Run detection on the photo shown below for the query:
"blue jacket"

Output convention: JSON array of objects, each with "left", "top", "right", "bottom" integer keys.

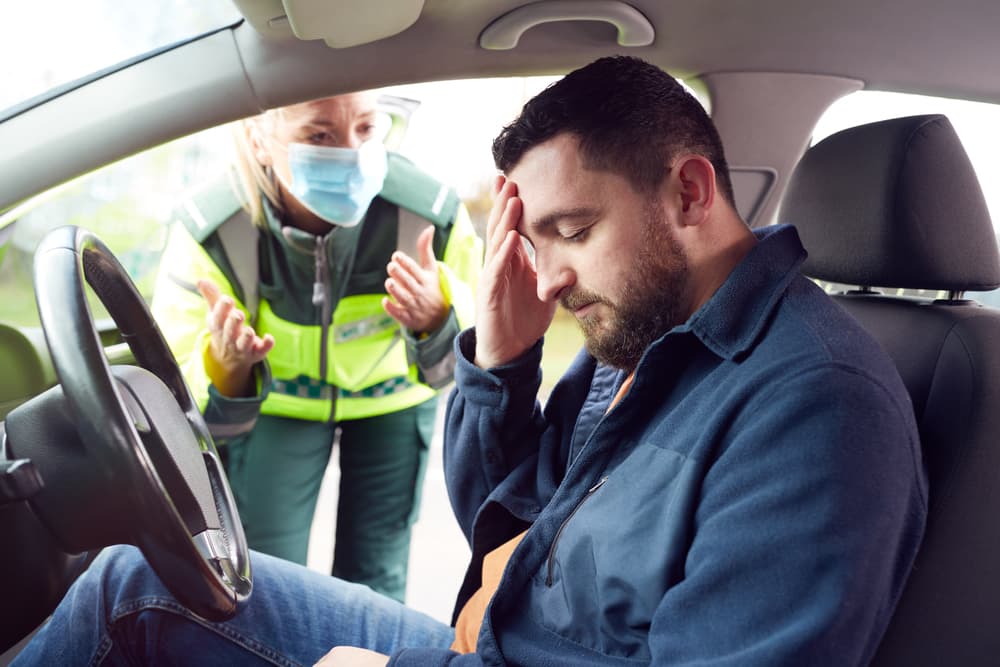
[{"left": 392, "top": 225, "right": 927, "bottom": 666}]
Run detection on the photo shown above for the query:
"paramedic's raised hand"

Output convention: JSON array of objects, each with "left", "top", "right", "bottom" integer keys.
[
  {"left": 474, "top": 175, "right": 557, "bottom": 369},
  {"left": 198, "top": 278, "right": 275, "bottom": 398},
  {"left": 383, "top": 225, "right": 449, "bottom": 334}
]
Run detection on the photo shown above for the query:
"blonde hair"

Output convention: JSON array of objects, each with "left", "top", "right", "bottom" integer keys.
[{"left": 230, "top": 112, "right": 284, "bottom": 228}]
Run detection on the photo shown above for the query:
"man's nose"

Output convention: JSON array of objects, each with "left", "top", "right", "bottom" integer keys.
[{"left": 535, "top": 250, "right": 574, "bottom": 303}]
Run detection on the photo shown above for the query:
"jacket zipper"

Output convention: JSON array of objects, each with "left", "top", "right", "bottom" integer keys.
[
  {"left": 313, "top": 233, "right": 332, "bottom": 389},
  {"left": 545, "top": 475, "right": 608, "bottom": 586}
]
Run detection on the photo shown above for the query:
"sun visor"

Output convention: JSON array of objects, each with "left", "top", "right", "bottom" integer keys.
[{"left": 233, "top": 0, "right": 426, "bottom": 48}]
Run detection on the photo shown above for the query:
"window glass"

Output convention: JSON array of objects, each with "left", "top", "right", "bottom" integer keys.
[
  {"left": 0, "top": 126, "right": 235, "bottom": 328},
  {"left": 0, "top": 78, "right": 550, "bottom": 326},
  {"left": 1, "top": 1, "right": 240, "bottom": 116},
  {"left": 0, "top": 76, "right": 591, "bottom": 392},
  {"left": 382, "top": 75, "right": 705, "bottom": 236},
  {"left": 0, "top": 78, "right": 566, "bottom": 324},
  {"left": 812, "top": 91, "right": 1000, "bottom": 306},
  {"left": 0, "top": 73, "right": 714, "bottom": 399}
]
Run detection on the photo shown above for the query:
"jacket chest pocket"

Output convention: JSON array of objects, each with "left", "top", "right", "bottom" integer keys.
[
  {"left": 545, "top": 475, "right": 607, "bottom": 586},
  {"left": 530, "top": 445, "right": 699, "bottom": 659}
]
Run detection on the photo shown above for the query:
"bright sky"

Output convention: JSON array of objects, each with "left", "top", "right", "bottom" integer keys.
[{"left": 381, "top": 77, "right": 560, "bottom": 199}]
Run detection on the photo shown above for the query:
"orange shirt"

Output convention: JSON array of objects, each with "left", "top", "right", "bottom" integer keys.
[
  {"left": 450, "top": 371, "right": 635, "bottom": 653},
  {"left": 450, "top": 530, "right": 527, "bottom": 653}
]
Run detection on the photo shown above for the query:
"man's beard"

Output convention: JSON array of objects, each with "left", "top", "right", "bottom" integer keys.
[{"left": 560, "top": 201, "right": 689, "bottom": 370}]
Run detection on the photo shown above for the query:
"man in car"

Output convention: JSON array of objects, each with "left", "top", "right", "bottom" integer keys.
[{"left": 12, "top": 55, "right": 927, "bottom": 667}]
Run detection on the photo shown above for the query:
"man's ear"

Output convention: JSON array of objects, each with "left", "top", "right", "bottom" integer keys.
[{"left": 674, "top": 155, "right": 717, "bottom": 224}]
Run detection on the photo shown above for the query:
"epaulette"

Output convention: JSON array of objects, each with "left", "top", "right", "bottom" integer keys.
[
  {"left": 174, "top": 172, "right": 247, "bottom": 244},
  {"left": 378, "top": 152, "right": 461, "bottom": 228},
  {"left": 172, "top": 172, "right": 258, "bottom": 316}
]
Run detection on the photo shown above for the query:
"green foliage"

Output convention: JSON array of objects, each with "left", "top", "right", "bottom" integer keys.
[
  {"left": 540, "top": 308, "right": 585, "bottom": 398},
  {"left": 0, "top": 198, "right": 166, "bottom": 327}
]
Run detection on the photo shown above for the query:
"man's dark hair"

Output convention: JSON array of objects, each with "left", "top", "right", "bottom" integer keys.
[{"left": 492, "top": 56, "right": 735, "bottom": 205}]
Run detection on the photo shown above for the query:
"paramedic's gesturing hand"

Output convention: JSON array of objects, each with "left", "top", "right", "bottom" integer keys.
[
  {"left": 474, "top": 176, "right": 557, "bottom": 369},
  {"left": 383, "top": 225, "right": 449, "bottom": 334},
  {"left": 198, "top": 278, "right": 275, "bottom": 398}
]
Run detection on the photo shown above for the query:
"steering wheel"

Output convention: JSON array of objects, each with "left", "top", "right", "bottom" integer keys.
[{"left": 4, "top": 226, "right": 251, "bottom": 621}]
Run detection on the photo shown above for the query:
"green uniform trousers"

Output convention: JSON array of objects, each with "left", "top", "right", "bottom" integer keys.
[{"left": 224, "top": 398, "right": 437, "bottom": 602}]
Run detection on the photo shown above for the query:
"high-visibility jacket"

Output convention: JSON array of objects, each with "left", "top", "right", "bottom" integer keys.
[{"left": 151, "top": 152, "right": 482, "bottom": 436}]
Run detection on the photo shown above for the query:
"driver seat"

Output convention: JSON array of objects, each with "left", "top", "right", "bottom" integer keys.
[{"left": 780, "top": 114, "right": 1000, "bottom": 666}]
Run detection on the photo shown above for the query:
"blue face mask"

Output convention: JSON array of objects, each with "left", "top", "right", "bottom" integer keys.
[{"left": 282, "top": 139, "right": 388, "bottom": 227}]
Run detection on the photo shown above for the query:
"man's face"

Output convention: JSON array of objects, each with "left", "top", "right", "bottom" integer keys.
[{"left": 510, "top": 133, "right": 691, "bottom": 370}]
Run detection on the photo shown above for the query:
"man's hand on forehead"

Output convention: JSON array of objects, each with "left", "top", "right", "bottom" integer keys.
[{"left": 472, "top": 174, "right": 556, "bottom": 369}]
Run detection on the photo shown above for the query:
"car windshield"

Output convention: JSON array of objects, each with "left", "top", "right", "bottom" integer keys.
[{"left": 1, "top": 0, "right": 241, "bottom": 117}]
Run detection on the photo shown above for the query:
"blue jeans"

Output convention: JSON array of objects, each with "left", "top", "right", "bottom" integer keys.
[
  {"left": 225, "top": 399, "right": 436, "bottom": 602},
  {"left": 12, "top": 545, "right": 455, "bottom": 666}
]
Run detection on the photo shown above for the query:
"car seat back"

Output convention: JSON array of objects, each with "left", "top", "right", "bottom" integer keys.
[{"left": 781, "top": 114, "right": 1000, "bottom": 666}]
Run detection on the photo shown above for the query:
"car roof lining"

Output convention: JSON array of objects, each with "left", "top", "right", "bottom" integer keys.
[
  {"left": 234, "top": 0, "right": 1000, "bottom": 105},
  {"left": 2, "top": 0, "right": 999, "bottom": 215}
]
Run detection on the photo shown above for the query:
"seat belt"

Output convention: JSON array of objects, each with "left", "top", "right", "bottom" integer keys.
[
  {"left": 214, "top": 210, "right": 259, "bottom": 322},
  {"left": 396, "top": 207, "right": 433, "bottom": 261}
]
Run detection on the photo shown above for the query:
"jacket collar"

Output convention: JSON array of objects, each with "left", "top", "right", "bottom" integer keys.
[{"left": 672, "top": 224, "right": 807, "bottom": 361}]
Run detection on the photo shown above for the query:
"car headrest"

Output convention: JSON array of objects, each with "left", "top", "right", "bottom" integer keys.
[{"left": 781, "top": 114, "right": 1000, "bottom": 292}]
